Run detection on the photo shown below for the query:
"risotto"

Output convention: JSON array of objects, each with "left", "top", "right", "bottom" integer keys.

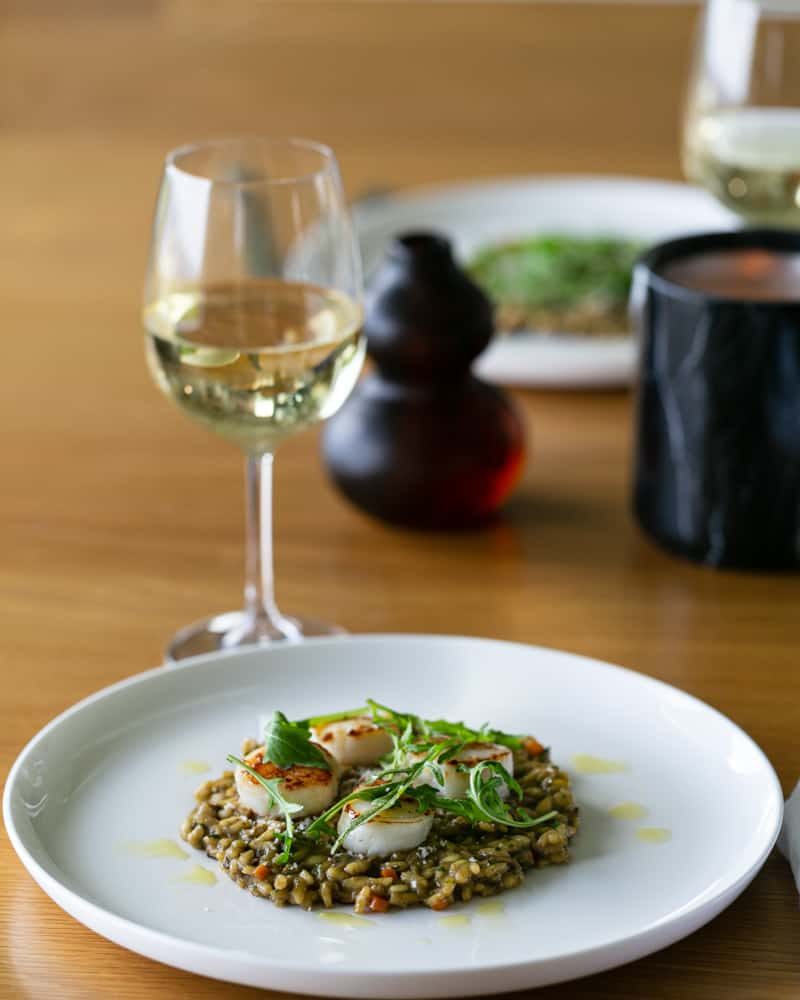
[{"left": 180, "top": 702, "right": 579, "bottom": 913}]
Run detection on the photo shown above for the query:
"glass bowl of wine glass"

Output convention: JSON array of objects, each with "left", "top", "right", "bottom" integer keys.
[
  {"left": 142, "top": 138, "right": 365, "bottom": 661},
  {"left": 683, "top": 0, "right": 800, "bottom": 226}
]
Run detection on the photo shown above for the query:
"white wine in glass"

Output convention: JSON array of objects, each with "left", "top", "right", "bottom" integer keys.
[
  {"left": 143, "top": 139, "right": 365, "bottom": 660},
  {"left": 683, "top": 0, "right": 800, "bottom": 226},
  {"left": 144, "top": 280, "right": 363, "bottom": 453}
]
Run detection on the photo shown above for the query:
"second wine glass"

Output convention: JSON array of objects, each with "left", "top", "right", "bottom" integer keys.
[
  {"left": 683, "top": 0, "right": 800, "bottom": 226},
  {"left": 143, "top": 138, "right": 365, "bottom": 661}
]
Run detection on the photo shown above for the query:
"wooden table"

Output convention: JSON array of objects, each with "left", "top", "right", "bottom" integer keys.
[{"left": 2, "top": 3, "right": 798, "bottom": 997}]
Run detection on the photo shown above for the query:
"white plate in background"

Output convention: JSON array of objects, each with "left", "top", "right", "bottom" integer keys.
[
  {"left": 354, "top": 176, "right": 738, "bottom": 388},
  {"left": 4, "top": 635, "right": 781, "bottom": 996}
]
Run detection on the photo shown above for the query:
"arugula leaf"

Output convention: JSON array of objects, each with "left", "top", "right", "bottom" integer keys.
[
  {"left": 465, "top": 760, "right": 557, "bottom": 829},
  {"left": 298, "top": 699, "right": 526, "bottom": 753},
  {"left": 366, "top": 699, "right": 423, "bottom": 735},
  {"left": 423, "top": 718, "right": 524, "bottom": 751},
  {"left": 263, "top": 711, "right": 331, "bottom": 771},
  {"left": 227, "top": 754, "right": 303, "bottom": 864},
  {"left": 396, "top": 771, "right": 558, "bottom": 832},
  {"left": 363, "top": 699, "right": 525, "bottom": 751}
]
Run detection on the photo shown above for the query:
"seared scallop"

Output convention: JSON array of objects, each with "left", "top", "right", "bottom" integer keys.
[
  {"left": 410, "top": 741, "right": 514, "bottom": 799},
  {"left": 234, "top": 745, "right": 339, "bottom": 818},
  {"left": 310, "top": 716, "right": 393, "bottom": 766},
  {"left": 337, "top": 794, "right": 434, "bottom": 856}
]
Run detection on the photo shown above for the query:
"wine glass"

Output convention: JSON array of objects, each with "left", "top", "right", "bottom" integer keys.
[
  {"left": 683, "top": 0, "right": 800, "bottom": 226},
  {"left": 143, "top": 138, "right": 365, "bottom": 661}
]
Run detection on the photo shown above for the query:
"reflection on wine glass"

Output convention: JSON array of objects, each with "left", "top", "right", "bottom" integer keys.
[
  {"left": 143, "top": 138, "right": 365, "bottom": 661},
  {"left": 683, "top": 0, "right": 800, "bottom": 225}
]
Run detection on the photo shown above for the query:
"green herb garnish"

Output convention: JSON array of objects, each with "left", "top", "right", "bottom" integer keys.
[
  {"left": 229, "top": 701, "right": 557, "bottom": 868},
  {"left": 263, "top": 710, "right": 331, "bottom": 771},
  {"left": 360, "top": 699, "right": 526, "bottom": 752},
  {"left": 464, "top": 760, "right": 556, "bottom": 828},
  {"left": 420, "top": 718, "right": 524, "bottom": 751},
  {"left": 306, "top": 727, "right": 557, "bottom": 852}
]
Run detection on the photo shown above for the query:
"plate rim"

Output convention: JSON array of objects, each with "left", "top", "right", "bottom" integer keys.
[
  {"left": 3, "top": 634, "right": 784, "bottom": 993},
  {"left": 353, "top": 172, "right": 730, "bottom": 214}
]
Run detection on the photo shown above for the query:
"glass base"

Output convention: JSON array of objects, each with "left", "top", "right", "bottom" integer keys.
[{"left": 164, "top": 610, "right": 345, "bottom": 663}]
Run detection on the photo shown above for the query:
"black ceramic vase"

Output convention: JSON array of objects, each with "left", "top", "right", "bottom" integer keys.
[
  {"left": 322, "top": 233, "right": 525, "bottom": 530},
  {"left": 632, "top": 229, "right": 800, "bottom": 569}
]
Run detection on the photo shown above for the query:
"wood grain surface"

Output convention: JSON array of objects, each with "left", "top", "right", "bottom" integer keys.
[{"left": 2, "top": 2, "right": 799, "bottom": 998}]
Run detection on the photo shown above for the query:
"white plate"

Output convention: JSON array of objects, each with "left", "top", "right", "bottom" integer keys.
[
  {"left": 4, "top": 635, "right": 781, "bottom": 997},
  {"left": 354, "top": 176, "right": 738, "bottom": 388}
]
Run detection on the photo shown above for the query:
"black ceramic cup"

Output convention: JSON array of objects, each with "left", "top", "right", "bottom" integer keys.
[{"left": 631, "top": 229, "right": 800, "bottom": 570}]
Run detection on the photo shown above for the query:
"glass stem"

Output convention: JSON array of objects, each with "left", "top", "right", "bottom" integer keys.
[{"left": 243, "top": 453, "right": 300, "bottom": 641}]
